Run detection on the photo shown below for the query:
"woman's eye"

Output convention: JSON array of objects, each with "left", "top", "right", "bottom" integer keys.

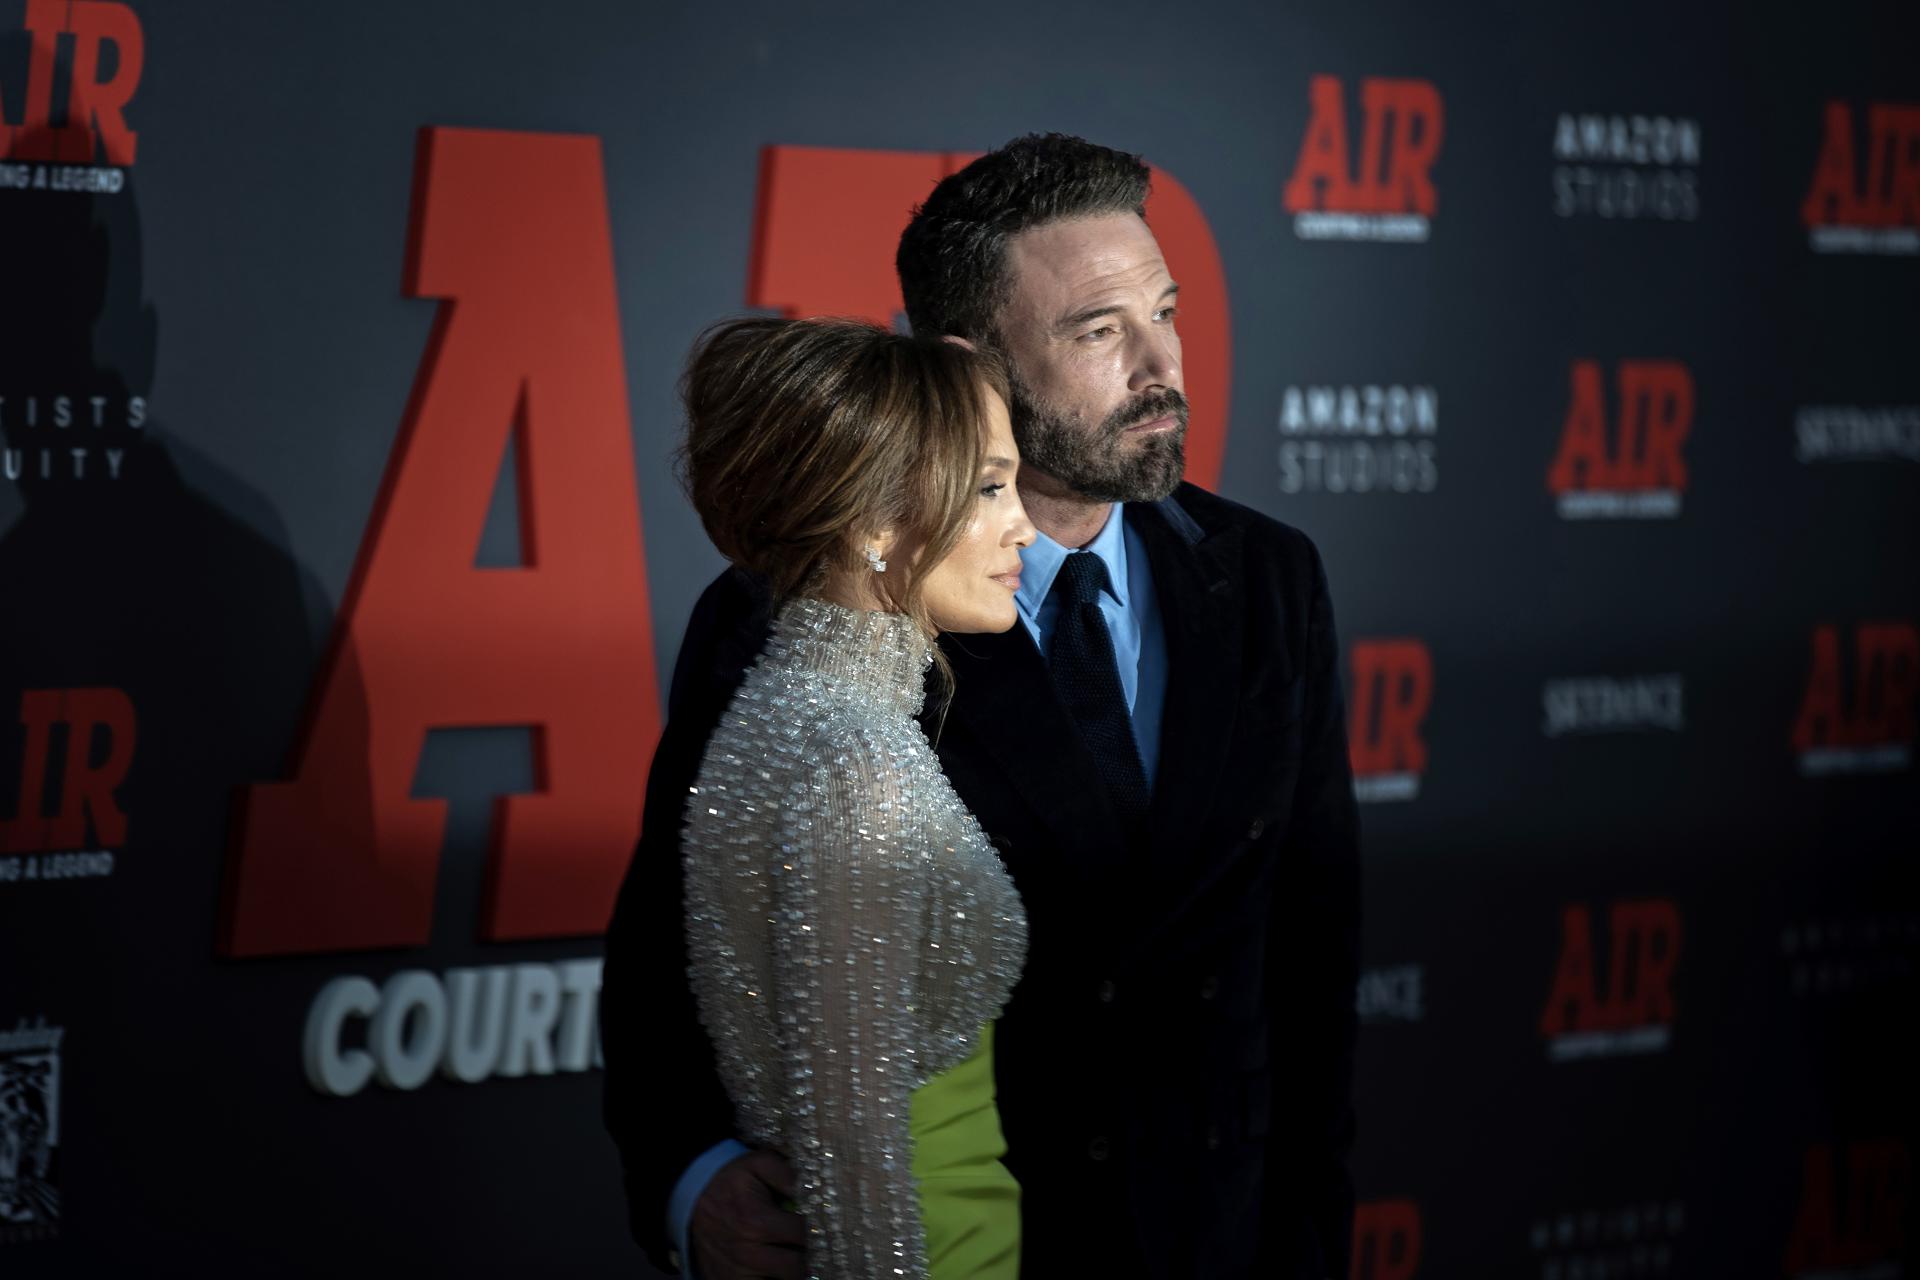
[{"left": 979, "top": 482, "right": 1007, "bottom": 498}]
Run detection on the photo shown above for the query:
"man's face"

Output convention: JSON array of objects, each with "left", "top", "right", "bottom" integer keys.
[{"left": 992, "top": 212, "right": 1187, "bottom": 503}]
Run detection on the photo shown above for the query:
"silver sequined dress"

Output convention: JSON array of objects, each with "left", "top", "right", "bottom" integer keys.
[{"left": 683, "top": 597, "right": 1030, "bottom": 1280}]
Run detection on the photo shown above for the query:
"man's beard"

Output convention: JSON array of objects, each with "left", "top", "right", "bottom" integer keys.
[{"left": 1004, "top": 370, "right": 1189, "bottom": 504}]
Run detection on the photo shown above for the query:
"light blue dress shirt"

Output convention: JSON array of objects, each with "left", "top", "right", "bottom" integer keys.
[
  {"left": 667, "top": 503, "right": 1169, "bottom": 1274},
  {"left": 1011, "top": 502, "right": 1166, "bottom": 784}
]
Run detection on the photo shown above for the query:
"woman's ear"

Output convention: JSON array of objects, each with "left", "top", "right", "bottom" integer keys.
[{"left": 859, "top": 528, "right": 899, "bottom": 575}]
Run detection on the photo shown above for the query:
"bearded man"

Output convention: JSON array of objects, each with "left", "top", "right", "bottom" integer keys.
[{"left": 603, "top": 133, "right": 1360, "bottom": 1280}]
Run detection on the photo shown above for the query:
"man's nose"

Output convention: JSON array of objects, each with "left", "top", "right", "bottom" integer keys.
[{"left": 1127, "top": 328, "right": 1181, "bottom": 394}]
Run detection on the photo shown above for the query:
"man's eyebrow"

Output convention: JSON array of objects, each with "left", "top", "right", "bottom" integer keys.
[
  {"left": 1052, "top": 282, "right": 1182, "bottom": 332},
  {"left": 1055, "top": 303, "right": 1123, "bottom": 331}
]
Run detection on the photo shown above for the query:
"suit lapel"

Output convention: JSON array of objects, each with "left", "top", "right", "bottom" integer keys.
[
  {"left": 940, "top": 491, "right": 1247, "bottom": 874},
  {"left": 939, "top": 623, "right": 1129, "bottom": 864},
  {"left": 1130, "top": 496, "right": 1245, "bottom": 864}
]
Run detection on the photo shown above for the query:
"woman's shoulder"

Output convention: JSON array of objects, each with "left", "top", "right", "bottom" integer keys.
[
  {"left": 791, "top": 701, "right": 930, "bottom": 792},
  {"left": 705, "top": 676, "right": 921, "bottom": 787}
]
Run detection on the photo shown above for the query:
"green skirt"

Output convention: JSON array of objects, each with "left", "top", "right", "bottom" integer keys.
[{"left": 909, "top": 1022, "right": 1020, "bottom": 1279}]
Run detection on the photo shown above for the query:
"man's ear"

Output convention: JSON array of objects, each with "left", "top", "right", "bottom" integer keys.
[{"left": 938, "top": 334, "right": 978, "bottom": 353}]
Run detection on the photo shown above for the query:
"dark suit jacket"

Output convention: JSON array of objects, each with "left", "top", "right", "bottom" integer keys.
[{"left": 601, "top": 483, "right": 1360, "bottom": 1279}]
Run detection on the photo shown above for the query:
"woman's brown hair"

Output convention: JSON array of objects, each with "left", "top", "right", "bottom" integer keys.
[{"left": 680, "top": 316, "right": 1009, "bottom": 642}]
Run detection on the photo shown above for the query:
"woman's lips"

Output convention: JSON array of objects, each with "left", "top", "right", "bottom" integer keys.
[{"left": 990, "top": 570, "right": 1022, "bottom": 591}]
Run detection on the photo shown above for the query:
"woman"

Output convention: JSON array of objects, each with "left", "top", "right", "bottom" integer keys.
[{"left": 678, "top": 316, "right": 1036, "bottom": 1279}]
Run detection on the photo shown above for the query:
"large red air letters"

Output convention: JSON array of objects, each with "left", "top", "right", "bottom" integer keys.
[
  {"left": 1784, "top": 1140, "right": 1910, "bottom": 1273},
  {"left": 221, "top": 128, "right": 660, "bottom": 957},
  {"left": 222, "top": 134, "right": 1233, "bottom": 957},
  {"left": 1547, "top": 360, "right": 1693, "bottom": 495},
  {"left": 1802, "top": 102, "right": 1920, "bottom": 229},
  {"left": 1539, "top": 900, "right": 1682, "bottom": 1037},
  {"left": 1283, "top": 76, "right": 1444, "bottom": 216},
  {"left": 0, "top": 0, "right": 142, "bottom": 164},
  {"left": 1793, "top": 623, "right": 1919, "bottom": 752},
  {"left": 0, "top": 687, "right": 135, "bottom": 853},
  {"left": 749, "top": 145, "right": 1232, "bottom": 489}
]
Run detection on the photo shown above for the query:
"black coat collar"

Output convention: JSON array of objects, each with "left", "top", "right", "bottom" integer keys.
[{"left": 1130, "top": 494, "right": 1244, "bottom": 866}]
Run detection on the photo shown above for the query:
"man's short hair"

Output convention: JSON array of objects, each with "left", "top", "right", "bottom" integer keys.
[{"left": 896, "top": 133, "right": 1151, "bottom": 342}]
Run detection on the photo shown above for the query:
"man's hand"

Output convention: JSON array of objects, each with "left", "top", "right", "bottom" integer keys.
[{"left": 688, "top": 1149, "right": 804, "bottom": 1280}]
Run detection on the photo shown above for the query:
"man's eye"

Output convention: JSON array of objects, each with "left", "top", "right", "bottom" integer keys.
[
  {"left": 1156, "top": 306, "right": 1180, "bottom": 323},
  {"left": 979, "top": 482, "right": 1007, "bottom": 498},
  {"left": 1082, "top": 325, "right": 1117, "bottom": 340}
]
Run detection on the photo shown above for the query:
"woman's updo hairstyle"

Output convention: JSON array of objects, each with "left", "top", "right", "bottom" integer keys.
[{"left": 680, "top": 316, "right": 1010, "bottom": 632}]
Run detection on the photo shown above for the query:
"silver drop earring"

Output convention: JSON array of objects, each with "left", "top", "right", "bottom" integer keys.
[{"left": 864, "top": 544, "right": 888, "bottom": 573}]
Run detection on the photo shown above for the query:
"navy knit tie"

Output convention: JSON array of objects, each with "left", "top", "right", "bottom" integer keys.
[{"left": 1048, "top": 552, "right": 1150, "bottom": 823}]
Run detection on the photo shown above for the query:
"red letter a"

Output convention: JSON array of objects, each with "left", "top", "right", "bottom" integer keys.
[
  {"left": 221, "top": 128, "right": 660, "bottom": 957},
  {"left": 1283, "top": 75, "right": 1355, "bottom": 213},
  {"left": 1784, "top": 1145, "right": 1840, "bottom": 1271},
  {"left": 1792, "top": 625, "right": 1849, "bottom": 752},
  {"left": 1802, "top": 102, "right": 1862, "bottom": 228},
  {"left": 1539, "top": 904, "right": 1600, "bottom": 1037},
  {"left": 0, "top": 0, "right": 68, "bottom": 162},
  {"left": 1547, "top": 360, "right": 1613, "bottom": 494}
]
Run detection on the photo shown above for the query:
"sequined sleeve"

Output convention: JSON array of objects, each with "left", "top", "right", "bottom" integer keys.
[{"left": 771, "top": 720, "right": 931, "bottom": 1280}]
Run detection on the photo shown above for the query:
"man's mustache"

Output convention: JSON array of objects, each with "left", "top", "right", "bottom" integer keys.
[{"left": 1104, "top": 390, "right": 1190, "bottom": 436}]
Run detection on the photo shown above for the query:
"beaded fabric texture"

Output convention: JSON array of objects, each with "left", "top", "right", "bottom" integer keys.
[{"left": 683, "top": 596, "right": 1030, "bottom": 1280}]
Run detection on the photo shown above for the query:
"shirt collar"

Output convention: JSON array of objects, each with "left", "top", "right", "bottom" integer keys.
[{"left": 1016, "top": 503, "right": 1130, "bottom": 615}]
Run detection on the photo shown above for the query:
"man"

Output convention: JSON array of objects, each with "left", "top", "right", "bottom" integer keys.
[{"left": 602, "top": 133, "right": 1359, "bottom": 1280}]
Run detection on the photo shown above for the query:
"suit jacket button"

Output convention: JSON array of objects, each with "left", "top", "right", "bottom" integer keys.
[
  {"left": 1087, "top": 1137, "right": 1110, "bottom": 1161},
  {"left": 1247, "top": 817, "right": 1266, "bottom": 840},
  {"left": 1199, "top": 974, "right": 1219, "bottom": 1001},
  {"left": 1097, "top": 979, "right": 1117, "bottom": 1004}
]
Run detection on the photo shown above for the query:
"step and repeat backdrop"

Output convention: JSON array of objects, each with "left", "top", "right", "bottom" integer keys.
[{"left": 1, "top": 1, "right": 1915, "bottom": 1276}]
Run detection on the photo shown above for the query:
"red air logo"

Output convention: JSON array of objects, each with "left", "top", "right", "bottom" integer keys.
[
  {"left": 1547, "top": 359, "right": 1693, "bottom": 520},
  {"left": 1784, "top": 1139, "right": 1910, "bottom": 1279},
  {"left": 1351, "top": 1199, "right": 1422, "bottom": 1280},
  {"left": 1348, "top": 639, "right": 1431, "bottom": 803},
  {"left": 220, "top": 129, "right": 662, "bottom": 957},
  {"left": 1539, "top": 898, "right": 1680, "bottom": 1061},
  {"left": 1283, "top": 76, "right": 1444, "bottom": 243},
  {"left": 1802, "top": 102, "right": 1920, "bottom": 255},
  {"left": 748, "top": 145, "right": 1231, "bottom": 491},
  {"left": 0, "top": 687, "right": 134, "bottom": 862},
  {"left": 1792, "top": 622, "right": 1918, "bottom": 776},
  {"left": 0, "top": 0, "right": 142, "bottom": 190}
]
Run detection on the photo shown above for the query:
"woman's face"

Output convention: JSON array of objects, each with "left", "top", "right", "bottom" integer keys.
[{"left": 919, "top": 390, "right": 1036, "bottom": 635}]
